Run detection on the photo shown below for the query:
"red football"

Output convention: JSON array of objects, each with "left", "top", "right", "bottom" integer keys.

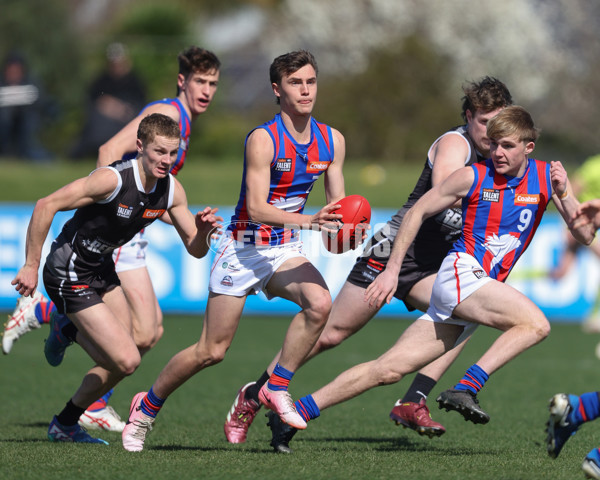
[{"left": 322, "top": 195, "right": 371, "bottom": 254}]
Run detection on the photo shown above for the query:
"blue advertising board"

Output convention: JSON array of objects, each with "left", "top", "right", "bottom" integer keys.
[{"left": 1, "top": 204, "right": 598, "bottom": 321}]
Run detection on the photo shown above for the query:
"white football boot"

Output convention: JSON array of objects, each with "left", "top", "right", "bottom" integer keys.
[{"left": 2, "top": 291, "right": 45, "bottom": 354}]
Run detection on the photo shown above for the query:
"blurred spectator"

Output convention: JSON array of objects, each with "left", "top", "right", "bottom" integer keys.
[
  {"left": 69, "top": 43, "right": 146, "bottom": 160},
  {"left": 0, "top": 51, "right": 53, "bottom": 161}
]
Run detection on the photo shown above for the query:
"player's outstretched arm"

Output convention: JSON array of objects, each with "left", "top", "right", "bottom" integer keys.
[
  {"left": 169, "top": 179, "right": 223, "bottom": 258},
  {"left": 571, "top": 199, "right": 600, "bottom": 239},
  {"left": 12, "top": 168, "right": 119, "bottom": 296},
  {"left": 551, "top": 160, "right": 595, "bottom": 245},
  {"left": 365, "top": 167, "right": 473, "bottom": 309}
]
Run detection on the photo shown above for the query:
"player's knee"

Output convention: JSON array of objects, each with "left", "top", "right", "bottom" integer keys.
[
  {"left": 135, "top": 333, "right": 155, "bottom": 352},
  {"left": 531, "top": 316, "right": 551, "bottom": 341},
  {"left": 207, "top": 348, "right": 227, "bottom": 365},
  {"left": 154, "top": 324, "right": 165, "bottom": 344},
  {"left": 155, "top": 308, "right": 164, "bottom": 336},
  {"left": 134, "top": 324, "right": 161, "bottom": 351},
  {"left": 115, "top": 350, "right": 141, "bottom": 376},
  {"left": 305, "top": 292, "right": 332, "bottom": 325},
  {"left": 194, "top": 342, "right": 228, "bottom": 367},
  {"left": 514, "top": 313, "right": 550, "bottom": 345},
  {"left": 147, "top": 326, "right": 165, "bottom": 351},
  {"left": 316, "top": 326, "right": 351, "bottom": 351},
  {"left": 373, "top": 364, "right": 404, "bottom": 385},
  {"left": 146, "top": 318, "right": 165, "bottom": 350}
]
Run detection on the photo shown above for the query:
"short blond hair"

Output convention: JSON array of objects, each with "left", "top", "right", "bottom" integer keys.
[{"left": 487, "top": 105, "right": 540, "bottom": 143}]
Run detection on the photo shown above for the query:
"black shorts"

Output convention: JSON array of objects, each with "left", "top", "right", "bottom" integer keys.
[
  {"left": 346, "top": 230, "right": 441, "bottom": 311},
  {"left": 42, "top": 240, "right": 120, "bottom": 315}
]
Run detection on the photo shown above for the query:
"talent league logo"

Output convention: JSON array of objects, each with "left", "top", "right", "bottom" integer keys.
[
  {"left": 275, "top": 158, "right": 292, "bottom": 172},
  {"left": 482, "top": 189, "right": 500, "bottom": 202},
  {"left": 117, "top": 203, "right": 133, "bottom": 218}
]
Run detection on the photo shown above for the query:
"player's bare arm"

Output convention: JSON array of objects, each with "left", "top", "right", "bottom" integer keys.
[
  {"left": 11, "top": 168, "right": 119, "bottom": 296},
  {"left": 168, "top": 179, "right": 222, "bottom": 258},
  {"left": 573, "top": 199, "right": 600, "bottom": 232},
  {"left": 320, "top": 128, "right": 369, "bottom": 239},
  {"left": 309, "top": 128, "right": 347, "bottom": 232},
  {"left": 365, "top": 167, "right": 474, "bottom": 308},
  {"left": 323, "top": 128, "right": 346, "bottom": 204},
  {"left": 430, "top": 133, "right": 471, "bottom": 187},
  {"left": 550, "top": 160, "right": 595, "bottom": 245},
  {"left": 323, "top": 128, "right": 368, "bottom": 244}
]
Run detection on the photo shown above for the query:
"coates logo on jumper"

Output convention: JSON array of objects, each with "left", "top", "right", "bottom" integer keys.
[
  {"left": 514, "top": 193, "right": 540, "bottom": 205},
  {"left": 143, "top": 209, "right": 166, "bottom": 219},
  {"left": 482, "top": 189, "right": 500, "bottom": 203},
  {"left": 117, "top": 203, "right": 133, "bottom": 218},
  {"left": 275, "top": 158, "right": 292, "bottom": 172},
  {"left": 306, "top": 161, "right": 329, "bottom": 173}
]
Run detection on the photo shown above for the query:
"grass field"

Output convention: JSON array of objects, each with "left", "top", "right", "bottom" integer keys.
[
  {"left": 1, "top": 314, "right": 598, "bottom": 480},
  {"left": 0, "top": 154, "right": 584, "bottom": 479},
  {"left": 0, "top": 157, "right": 423, "bottom": 209}
]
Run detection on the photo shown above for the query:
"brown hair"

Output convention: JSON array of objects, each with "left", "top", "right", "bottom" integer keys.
[
  {"left": 461, "top": 76, "right": 513, "bottom": 122},
  {"left": 269, "top": 50, "right": 318, "bottom": 85},
  {"left": 176, "top": 46, "right": 220, "bottom": 94},
  {"left": 178, "top": 46, "right": 220, "bottom": 78},
  {"left": 137, "top": 113, "right": 180, "bottom": 145}
]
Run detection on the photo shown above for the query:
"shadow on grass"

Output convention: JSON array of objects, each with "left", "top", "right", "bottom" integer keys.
[
  {"left": 302, "top": 436, "right": 458, "bottom": 453},
  {"left": 0, "top": 434, "right": 498, "bottom": 457},
  {"left": 147, "top": 436, "right": 418, "bottom": 453},
  {"left": 18, "top": 422, "right": 50, "bottom": 428},
  {"left": 150, "top": 445, "right": 274, "bottom": 453},
  {"left": 0, "top": 438, "right": 48, "bottom": 443},
  {"left": 148, "top": 435, "right": 497, "bottom": 456}
]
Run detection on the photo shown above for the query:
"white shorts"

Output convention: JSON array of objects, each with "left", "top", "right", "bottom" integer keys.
[
  {"left": 112, "top": 232, "right": 148, "bottom": 273},
  {"left": 420, "top": 252, "right": 494, "bottom": 341},
  {"left": 209, "top": 237, "right": 306, "bottom": 298}
]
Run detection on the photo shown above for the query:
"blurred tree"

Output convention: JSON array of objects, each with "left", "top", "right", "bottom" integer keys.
[
  {"left": 109, "top": 2, "right": 215, "bottom": 162},
  {"left": 526, "top": 0, "right": 600, "bottom": 164},
  {"left": 111, "top": 3, "right": 194, "bottom": 100},
  {"left": 4, "top": 0, "right": 600, "bottom": 166},
  {"left": 258, "top": 0, "right": 600, "bottom": 162},
  {"left": 179, "top": 0, "right": 282, "bottom": 14},
  {"left": 317, "top": 36, "right": 458, "bottom": 163}
]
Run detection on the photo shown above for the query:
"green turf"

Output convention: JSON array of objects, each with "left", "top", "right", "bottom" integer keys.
[
  {"left": 0, "top": 315, "right": 597, "bottom": 480},
  {"left": 0, "top": 157, "right": 421, "bottom": 209}
]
